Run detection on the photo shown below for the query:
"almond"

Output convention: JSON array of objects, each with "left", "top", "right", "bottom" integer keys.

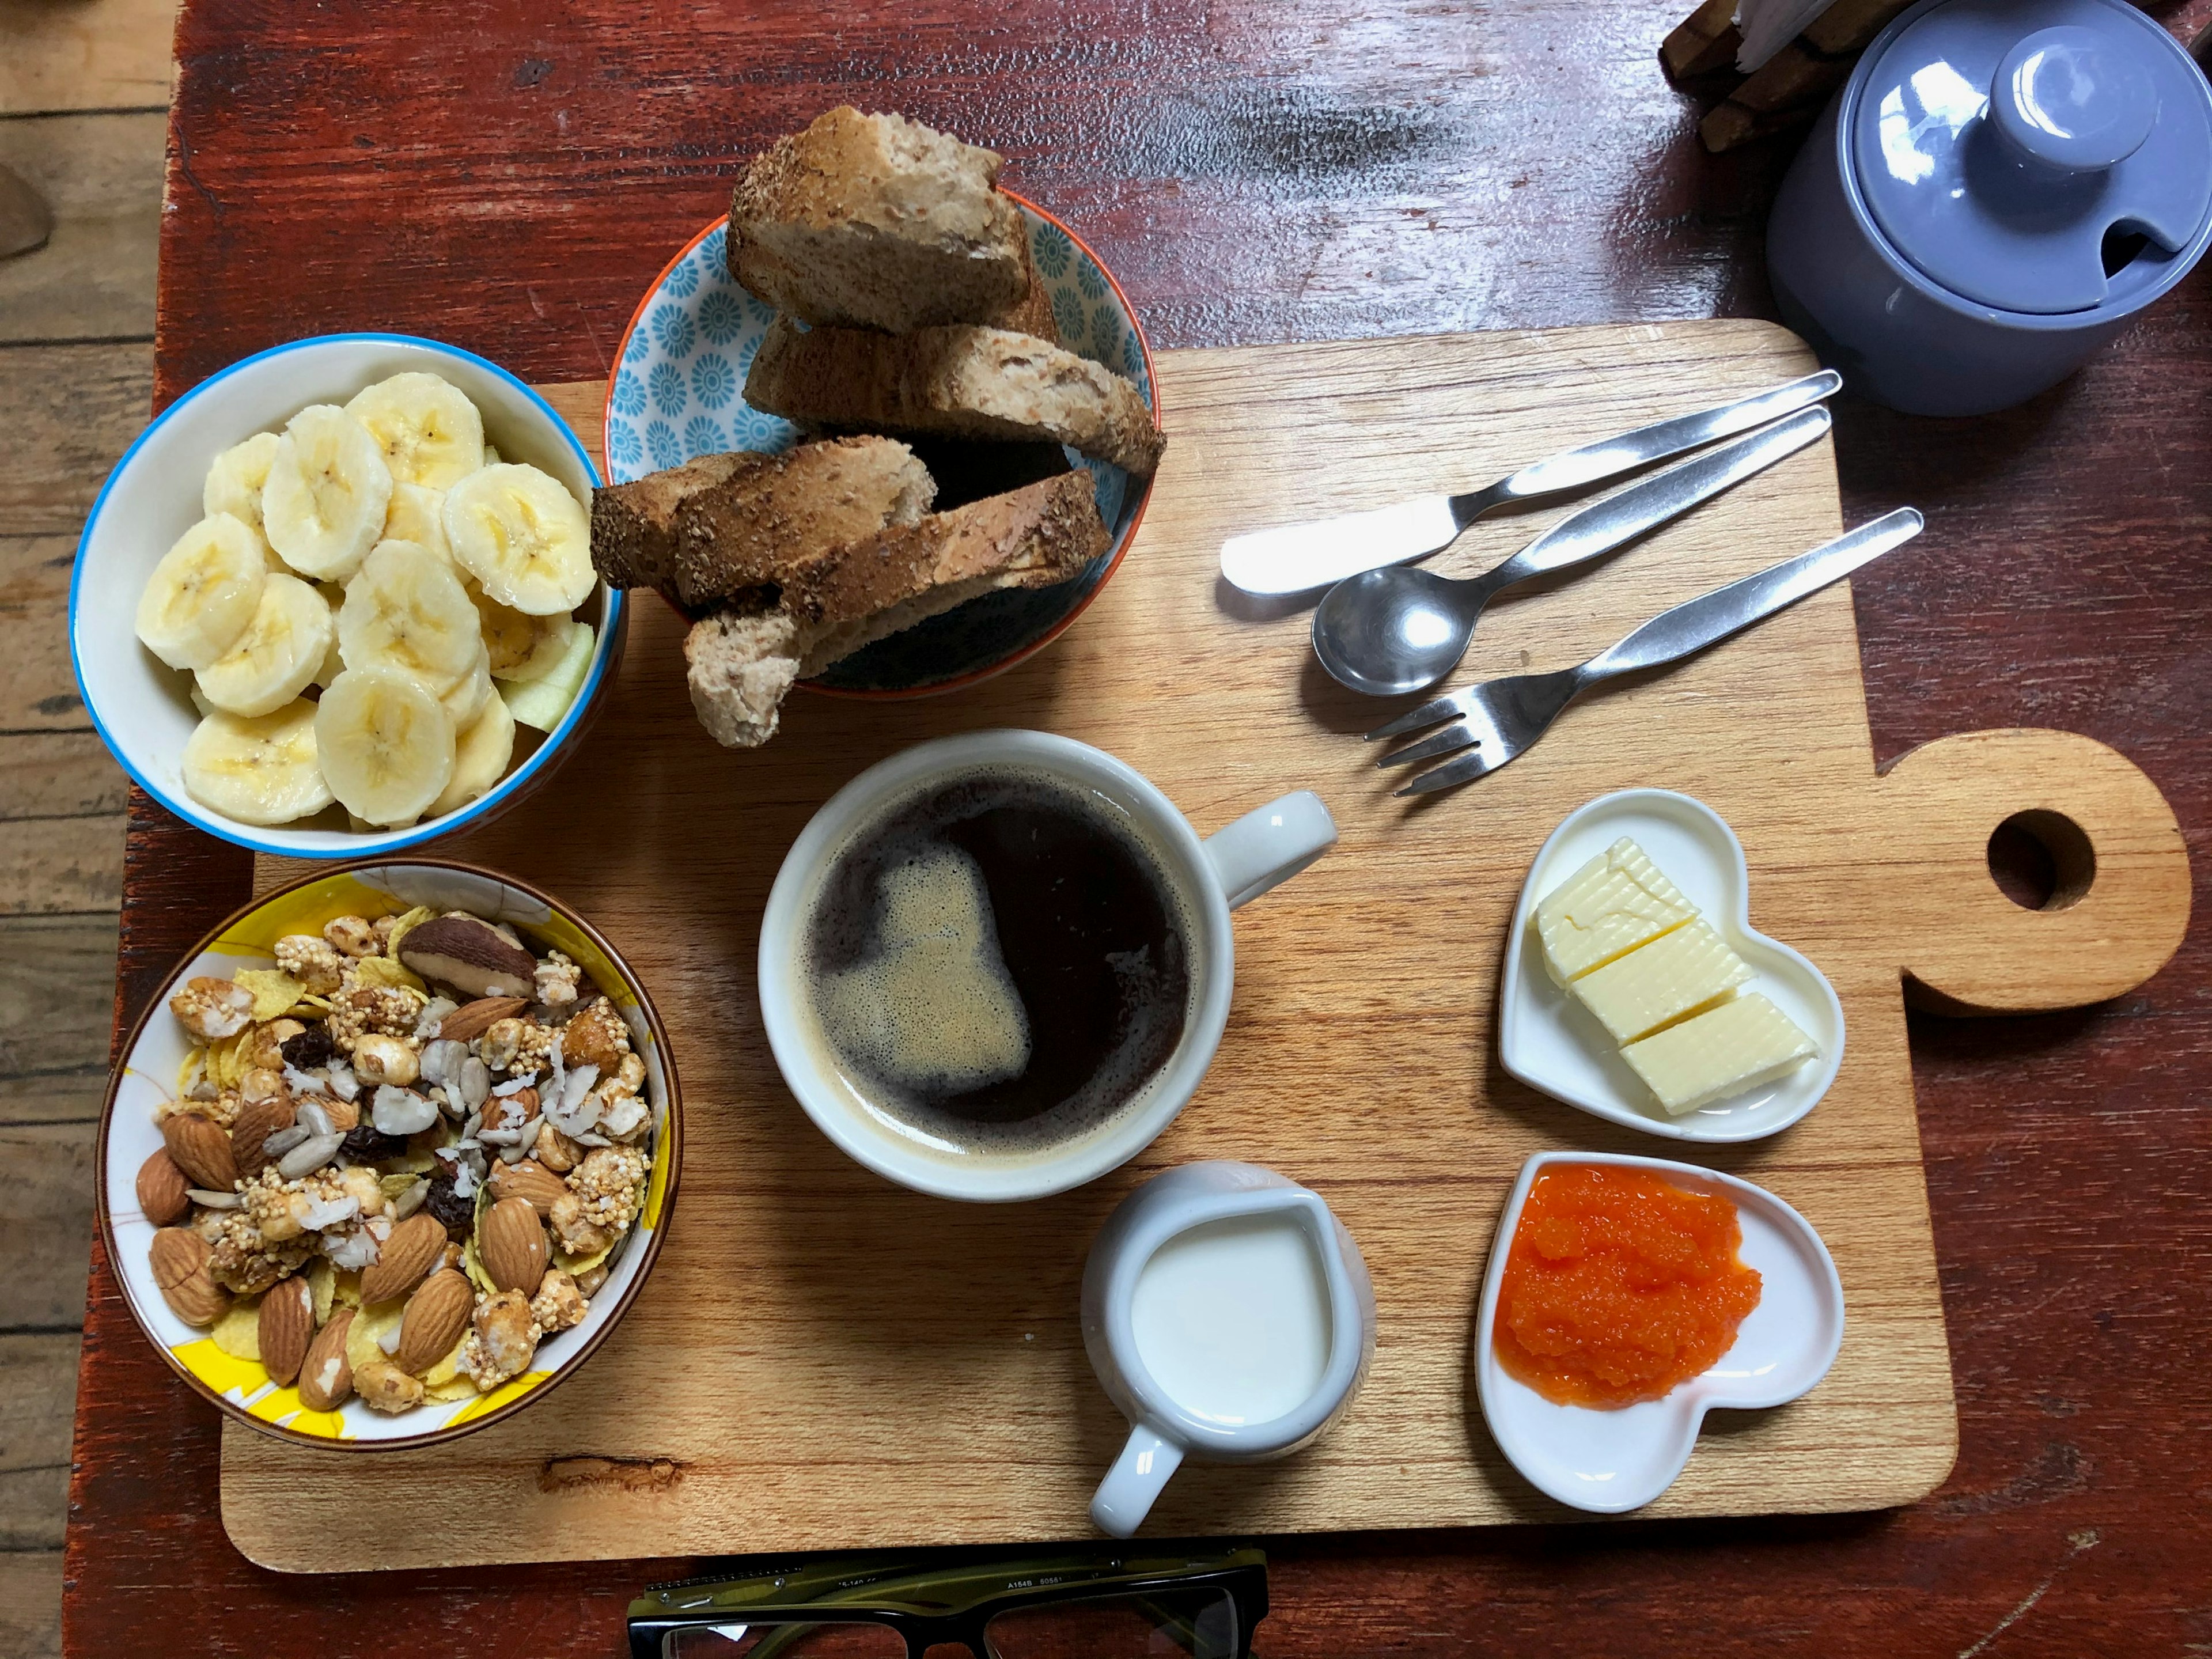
[
  {"left": 323, "top": 1094, "right": 359, "bottom": 1133},
  {"left": 297, "top": 1308, "right": 355, "bottom": 1410},
  {"left": 229, "top": 1094, "right": 297, "bottom": 1183},
  {"left": 439, "top": 996, "right": 529, "bottom": 1043},
  {"left": 149, "top": 1228, "right": 228, "bottom": 1326},
  {"left": 486, "top": 1157, "right": 565, "bottom": 1219},
  {"left": 478, "top": 1196, "right": 550, "bottom": 1294},
  {"left": 393, "top": 1270, "right": 474, "bottom": 1374},
  {"left": 359, "top": 1211, "right": 445, "bottom": 1305},
  {"left": 258, "top": 1275, "right": 315, "bottom": 1386},
  {"left": 135, "top": 1149, "right": 191, "bottom": 1225},
  {"left": 162, "top": 1112, "right": 237, "bottom": 1193}
]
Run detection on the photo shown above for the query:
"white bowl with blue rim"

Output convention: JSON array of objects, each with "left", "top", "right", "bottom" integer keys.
[
  {"left": 604, "top": 193, "right": 1158, "bottom": 696},
  {"left": 71, "top": 333, "right": 622, "bottom": 858}
]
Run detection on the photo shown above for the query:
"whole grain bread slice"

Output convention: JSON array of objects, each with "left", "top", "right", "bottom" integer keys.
[
  {"left": 745, "top": 319, "right": 1165, "bottom": 478},
  {"left": 685, "top": 469, "right": 1108, "bottom": 748},
  {"left": 590, "top": 436, "right": 934, "bottom": 613},
  {"left": 728, "top": 107, "right": 1030, "bottom": 335}
]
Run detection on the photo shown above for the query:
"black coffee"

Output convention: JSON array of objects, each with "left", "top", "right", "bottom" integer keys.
[{"left": 802, "top": 766, "right": 1192, "bottom": 1153}]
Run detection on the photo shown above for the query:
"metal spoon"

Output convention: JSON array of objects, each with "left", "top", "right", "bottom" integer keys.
[{"left": 1310, "top": 406, "right": 1831, "bottom": 696}]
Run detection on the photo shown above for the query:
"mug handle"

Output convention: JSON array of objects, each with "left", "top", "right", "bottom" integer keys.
[
  {"left": 1090, "top": 1422, "right": 1185, "bottom": 1538},
  {"left": 1202, "top": 791, "right": 1338, "bottom": 910}
]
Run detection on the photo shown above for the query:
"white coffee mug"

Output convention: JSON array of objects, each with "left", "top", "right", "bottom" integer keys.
[
  {"left": 1081, "top": 1160, "right": 1377, "bottom": 1537},
  {"left": 757, "top": 730, "right": 1338, "bottom": 1202}
]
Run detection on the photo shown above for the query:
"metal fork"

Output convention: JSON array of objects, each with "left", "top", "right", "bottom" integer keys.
[{"left": 1365, "top": 508, "right": 1926, "bottom": 795}]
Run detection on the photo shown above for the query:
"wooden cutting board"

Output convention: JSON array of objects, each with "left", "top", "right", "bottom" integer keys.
[{"left": 221, "top": 320, "right": 2188, "bottom": 1571}]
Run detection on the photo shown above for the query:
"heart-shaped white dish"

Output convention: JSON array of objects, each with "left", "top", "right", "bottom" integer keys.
[
  {"left": 1498, "top": 789, "right": 1844, "bottom": 1142},
  {"left": 1474, "top": 1150, "right": 1846, "bottom": 1514}
]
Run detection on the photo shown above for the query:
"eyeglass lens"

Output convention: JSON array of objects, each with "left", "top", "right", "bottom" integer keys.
[{"left": 984, "top": 1587, "right": 1238, "bottom": 1658}]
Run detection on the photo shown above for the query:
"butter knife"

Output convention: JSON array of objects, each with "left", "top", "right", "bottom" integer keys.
[{"left": 1219, "top": 368, "right": 1843, "bottom": 597}]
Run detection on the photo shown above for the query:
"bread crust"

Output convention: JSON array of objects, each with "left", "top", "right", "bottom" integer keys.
[
  {"left": 746, "top": 320, "right": 1165, "bottom": 478},
  {"left": 683, "top": 471, "right": 1108, "bottom": 748},
  {"left": 728, "top": 107, "right": 1029, "bottom": 334},
  {"left": 590, "top": 437, "right": 933, "bottom": 613}
]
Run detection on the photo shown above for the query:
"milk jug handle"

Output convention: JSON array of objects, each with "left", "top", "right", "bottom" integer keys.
[
  {"left": 1090, "top": 1423, "right": 1185, "bottom": 1538},
  {"left": 1202, "top": 791, "right": 1338, "bottom": 910}
]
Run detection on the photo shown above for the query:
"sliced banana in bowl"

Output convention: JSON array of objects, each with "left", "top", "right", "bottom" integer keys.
[
  {"left": 316, "top": 666, "right": 457, "bottom": 829},
  {"left": 445, "top": 463, "right": 595, "bottom": 616},
  {"left": 76, "top": 334, "right": 620, "bottom": 856},
  {"left": 194, "top": 573, "right": 334, "bottom": 718},
  {"left": 263, "top": 404, "right": 396, "bottom": 583},
  {"left": 338, "top": 539, "right": 484, "bottom": 692},
  {"left": 346, "top": 371, "right": 486, "bottom": 489}
]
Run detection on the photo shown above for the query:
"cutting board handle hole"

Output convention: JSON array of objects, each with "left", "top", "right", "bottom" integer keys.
[{"left": 1987, "top": 810, "right": 2096, "bottom": 912}]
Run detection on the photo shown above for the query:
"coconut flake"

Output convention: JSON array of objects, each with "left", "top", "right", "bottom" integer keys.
[
  {"left": 295, "top": 1194, "right": 360, "bottom": 1232},
  {"left": 372, "top": 1086, "right": 438, "bottom": 1137},
  {"left": 282, "top": 1063, "right": 329, "bottom": 1098},
  {"left": 452, "top": 1159, "right": 480, "bottom": 1200},
  {"left": 377, "top": 1320, "right": 404, "bottom": 1355},
  {"left": 323, "top": 1226, "right": 380, "bottom": 1270},
  {"left": 491, "top": 1073, "right": 537, "bottom": 1097},
  {"left": 325, "top": 1059, "right": 360, "bottom": 1102}
]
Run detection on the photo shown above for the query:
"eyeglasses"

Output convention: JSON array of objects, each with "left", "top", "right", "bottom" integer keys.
[{"left": 627, "top": 1547, "right": 1268, "bottom": 1659}]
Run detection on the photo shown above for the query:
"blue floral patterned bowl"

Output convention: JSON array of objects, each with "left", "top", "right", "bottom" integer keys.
[{"left": 603, "top": 193, "right": 1158, "bottom": 696}]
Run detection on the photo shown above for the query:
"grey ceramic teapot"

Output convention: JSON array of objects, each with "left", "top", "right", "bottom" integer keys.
[{"left": 1767, "top": 0, "right": 2212, "bottom": 416}]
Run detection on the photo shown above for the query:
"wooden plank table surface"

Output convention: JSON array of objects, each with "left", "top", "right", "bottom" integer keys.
[{"left": 65, "top": 0, "right": 2212, "bottom": 1653}]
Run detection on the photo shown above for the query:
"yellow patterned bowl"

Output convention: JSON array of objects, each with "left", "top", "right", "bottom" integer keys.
[{"left": 95, "top": 861, "right": 680, "bottom": 1450}]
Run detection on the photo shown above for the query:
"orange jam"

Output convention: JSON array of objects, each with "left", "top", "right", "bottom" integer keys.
[{"left": 1494, "top": 1164, "right": 1762, "bottom": 1408}]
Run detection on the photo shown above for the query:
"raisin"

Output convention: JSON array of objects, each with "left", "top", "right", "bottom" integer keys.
[
  {"left": 340, "top": 1124, "right": 408, "bottom": 1164},
  {"left": 423, "top": 1166, "right": 475, "bottom": 1237},
  {"left": 279, "top": 1024, "right": 336, "bottom": 1070}
]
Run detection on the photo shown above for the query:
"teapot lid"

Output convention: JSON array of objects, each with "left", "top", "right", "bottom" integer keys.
[{"left": 1849, "top": 0, "right": 2212, "bottom": 315}]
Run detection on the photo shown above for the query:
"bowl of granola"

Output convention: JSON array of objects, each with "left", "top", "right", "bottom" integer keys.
[{"left": 96, "top": 861, "right": 679, "bottom": 1449}]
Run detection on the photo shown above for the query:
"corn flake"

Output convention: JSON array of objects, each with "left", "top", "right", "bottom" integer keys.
[
  {"left": 385, "top": 906, "right": 437, "bottom": 958},
  {"left": 554, "top": 1238, "right": 616, "bottom": 1278},
  {"left": 233, "top": 969, "right": 307, "bottom": 1021},
  {"left": 306, "top": 1259, "right": 336, "bottom": 1325},
  {"left": 350, "top": 956, "right": 426, "bottom": 995},
  {"left": 211, "top": 1298, "right": 263, "bottom": 1362},
  {"left": 346, "top": 1300, "right": 404, "bottom": 1374}
]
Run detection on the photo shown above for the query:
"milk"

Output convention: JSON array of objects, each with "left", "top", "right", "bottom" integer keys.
[{"left": 1130, "top": 1214, "right": 1333, "bottom": 1426}]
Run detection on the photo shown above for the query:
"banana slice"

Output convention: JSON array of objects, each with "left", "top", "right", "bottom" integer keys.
[
  {"left": 498, "top": 621, "right": 595, "bottom": 732},
  {"left": 338, "top": 539, "right": 483, "bottom": 693},
  {"left": 482, "top": 444, "right": 501, "bottom": 465},
  {"left": 181, "top": 700, "right": 335, "bottom": 826},
  {"left": 262, "top": 406, "right": 394, "bottom": 582},
  {"left": 135, "top": 514, "right": 268, "bottom": 670},
  {"left": 203, "top": 432, "right": 282, "bottom": 539},
  {"left": 192, "top": 573, "right": 335, "bottom": 718},
  {"left": 440, "top": 640, "right": 494, "bottom": 728},
  {"left": 466, "top": 577, "right": 577, "bottom": 681},
  {"left": 315, "top": 667, "right": 455, "bottom": 827},
  {"left": 312, "top": 584, "right": 345, "bottom": 688},
  {"left": 444, "top": 464, "right": 593, "bottom": 616},
  {"left": 344, "top": 373, "right": 486, "bottom": 490},
  {"left": 429, "top": 692, "right": 515, "bottom": 818},
  {"left": 382, "top": 482, "right": 452, "bottom": 563}
]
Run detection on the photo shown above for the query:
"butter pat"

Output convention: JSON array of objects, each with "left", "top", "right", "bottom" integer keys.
[
  {"left": 1620, "top": 992, "right": 1819, "bottom": 1116},
  {"left": 1534, "top": 837, "right": 1697, "bottom": 984},
  {"left": 1571, "top": 918, "right": 1755, "bottom": 1044}
]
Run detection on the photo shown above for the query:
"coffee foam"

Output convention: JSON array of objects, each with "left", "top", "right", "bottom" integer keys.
[
  {"left": 813, "top": 845, "right": 1032, "bottom": 1098},
  {"left": 798, "top": 764, "right": 1196, "bottom": 1162}
]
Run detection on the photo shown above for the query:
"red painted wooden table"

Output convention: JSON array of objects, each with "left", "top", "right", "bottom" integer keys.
[{"left": 67, "top": 2, "right": 2212, "bottom": 1653}]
